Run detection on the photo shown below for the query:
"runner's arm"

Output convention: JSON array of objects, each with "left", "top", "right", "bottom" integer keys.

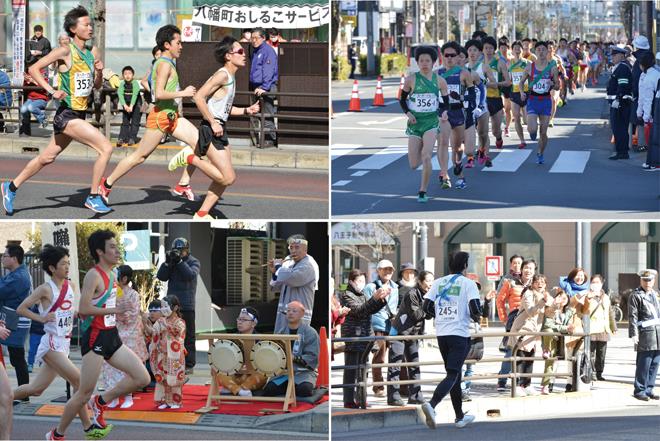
[
  {"left": 16, "top": 285, "right": 51, "bottom": 323},
  {"left": 551, "top": 67, "right": 560, "bottom": 90},
  {"left": 499, "top": 61, "right": 512, "bottom": 87},
  {"left": 154, "top": 62, "right": 195, "bottom": 101},
  {"left": 91, "top": 46, "right": 104, "bottom": 89},
  {"left": 399, "top": 75, "right": 413, "bottom": 114},
  {"left": 193, "top": 69, "right": 227, "bottom": 124},
  {"left": 483, "top": 64, "right": 498, "bottom": 89},
  {"left": 28, "top": 45, "right": 70, "bottom": 94}
]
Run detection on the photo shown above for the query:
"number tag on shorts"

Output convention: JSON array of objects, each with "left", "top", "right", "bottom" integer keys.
[
  {"left": 409, "top": 93, "right": 438, "bottom": 113},
  {"left": 104, "top": 296, "right": 117, "bottom": 327},
  {"left": 532, "top": 79, "right": 551, "bottom": 94},
  {"left": 74, "top": 72, "right": 93, "bottom": 97},
  {"left": 56, "top": 309, "right": 74, "bottom": 336}
]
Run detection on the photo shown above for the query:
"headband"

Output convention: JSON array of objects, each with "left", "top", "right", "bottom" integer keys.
[
  {"left": 287, "top": 238, "right": 308, "bottom": 246},
  {"left": 240, "top": 308, "right": 258, "bottom": 324}
]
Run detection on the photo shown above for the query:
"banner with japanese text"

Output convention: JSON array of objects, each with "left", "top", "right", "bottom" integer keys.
[
  {"left": 12, "top": 0, "right": 26, "bottom": 86},
  {"left": 193, "top": 3, "right": 330, "bottom": 29},
  {"left": 40, "top": 222, "right": 80, "bottom": 307}
]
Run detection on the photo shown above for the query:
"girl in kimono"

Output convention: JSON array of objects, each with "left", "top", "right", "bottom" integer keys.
[
  {"left": 148, "top": 295, "right": 186, "bottom": 409},
  {"left": 102, "top": 265, "right": 148, "bottom": 408}
]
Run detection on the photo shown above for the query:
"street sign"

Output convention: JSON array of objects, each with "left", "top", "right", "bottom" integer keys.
[
  {"left": 122, "top": 230, "right": 152, "bottom": 270},
  {"left": 485, "top": 255, "right": 503, "bottom": 281}
]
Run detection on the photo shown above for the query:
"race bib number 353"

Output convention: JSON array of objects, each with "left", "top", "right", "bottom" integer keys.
[{"left": 74, "top": 72, "right": 92, "bottom": 97}]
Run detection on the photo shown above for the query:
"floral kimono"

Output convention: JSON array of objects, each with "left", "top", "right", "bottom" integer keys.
[{"left": 150, "top": 314, "right": 186, "bottom": 406}]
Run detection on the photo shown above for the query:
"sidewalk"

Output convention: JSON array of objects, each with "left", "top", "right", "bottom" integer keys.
[
  {"left": 331, "top": 323, "right": 657, "bottom": 433},
  {"left": 6, "top": 347, "right": 328, "bottom": 435},
  {"left": 0, "top": 130, "right": 328, "bottom": 171}
]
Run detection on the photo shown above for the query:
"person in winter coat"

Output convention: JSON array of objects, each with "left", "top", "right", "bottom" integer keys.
[
  {"left": 559, "top": 267, "right": 590, "bottom": 298},
  {"left": 642, "top": 52, "right": 660, "bottom": 170},
  {"left": 635, "top": 52, "right": 660, "bottom": 126},
  {"left": 339, "top": 269, "right": 389, "bottom": 408},
  {"left": 540, "top": 289, "right": 574, "bottom": 394},
  {"left": 388, "top": 270, "right": 434, "bottom": 405},
  {"left": 587, "top": 274, "right": 617, "bottom": 381}
]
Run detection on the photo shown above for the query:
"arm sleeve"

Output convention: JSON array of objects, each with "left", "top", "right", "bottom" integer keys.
[
  {"left": 406, "top": 291, "right": 427, "bottom": 323},
  {"left": 300, "top": 329, "right": 319, "bottom": 369},
  {"left": 469, "top": 298, "right": 483, "bottom": 323},
  {"left": 399, "top": 89, "right": 411, "bottom": 113},
  {"left": 466, "top": 85, "right": 476, "bottom": 109},
  {"left": 616, "top": 67, "right": 632, "bottom": 98},
  {"left": 117, "top": 81, "right": 126, "bottom": 106},
  {"left": 130, "top": 80, "right": 140, "bottom": 107},
  {"left": 437, "top": 94, "right": 449, "bottom": 115},
  {"left": 422, "top": 298, "right": 435, "bottom": 318},
  {"left": 177, "top": 258, "right": 200, "bottom": 281},
  {"left": 156, "top": 263, "right": 171, "bottom": 282}
]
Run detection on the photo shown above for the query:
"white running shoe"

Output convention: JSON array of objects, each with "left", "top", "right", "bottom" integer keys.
[
  {"left": 515, "top": 386, "right": 528, "bottom": 397},
  {"left": 524, "top": 386, "right": 539, "bottom": 396},
  {"left": 455, "top": 413, "right": 475, "bottom": 428},
  {"left": 120, "top": 395, "right": 134, "bottom": 409},
  {"left": 420, "top": 402, "right": 436, "bottom": 429}
]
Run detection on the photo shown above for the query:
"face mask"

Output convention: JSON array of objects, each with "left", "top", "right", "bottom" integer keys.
[{"left": 591, "top": 283, "right": 602, "bottom": 292}]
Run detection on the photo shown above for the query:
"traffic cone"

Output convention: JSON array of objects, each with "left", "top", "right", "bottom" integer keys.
[
  {"left": 373, "top": 75, "right": 385, "bottom": 106},
  {"left": 396, "top": 74, "right": 405, "bottom": 100},
  {"left": 315, "top": 326, "right": 329, "bottom": 388},
  {"left": 348, "top": 80, "right": 361, "bottom": 112}
]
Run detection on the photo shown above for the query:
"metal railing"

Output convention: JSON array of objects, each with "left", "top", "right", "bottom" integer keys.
[
  {"left": 331, "top": 330, "right": 588, "bottom": 408},
  {"left": 0, "top": 86, "right": 328, "bottom": 148}
]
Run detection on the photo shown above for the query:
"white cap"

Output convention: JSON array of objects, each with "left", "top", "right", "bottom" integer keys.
[
  {"left": 377, "top": 259, "right": 395, "bottom": 270},
  {"left": 633, "top": 35, "right": 650, "bottom": 50},
  {"left": 638, "top": 269, "right": 658, "bottom": 280}
]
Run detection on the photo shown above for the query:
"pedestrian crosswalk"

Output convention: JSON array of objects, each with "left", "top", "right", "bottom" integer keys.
[{"left": 331, "top": 144, "right": 593, "bottom": 187}]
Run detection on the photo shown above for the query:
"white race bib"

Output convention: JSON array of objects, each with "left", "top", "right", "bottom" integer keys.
[
  {"left": 408, "top": 93, "right": 438, "bottom": 113},
  {"left": 532, "top": 78, "right": 551, "bottom": 94},
  {"left": 511, "top": 71, "right": 524, "bottom": 86},
  {"left": 436, "top": 301, "right": 459, "bottom": 322},
  {"left": 74, "top": 71, "right": 92, "bottom": 97},
  {"left": 55, "top": 309, "right": 74, "bottom": 336},
  {"left": 104, "top": 296, "right": 116, "bottom": 327}
]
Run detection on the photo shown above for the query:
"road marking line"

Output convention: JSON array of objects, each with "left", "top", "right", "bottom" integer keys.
[
  {"left": 331, "top": 144, "right": 362, "bottom": 159},
  {"left": 333, "top": 126, "right": 404, "bottom": 132},
  {"left": 481, "top": 149, "right": 531, "bottom": 172},
  {"left": 333, "top": 180, "right": 352, "bottom": 186},
  {"left": 549, "top": 150, "right": 591, "bottom": 173},
  {"left": 348, "top": 146, "right": 408, "bottom": 170},
  {"left": 351, "top": 170, "right": 370, "bottom": 176},
  {"left": 357, "top": 116, "right": 405, "bottom": 125}
]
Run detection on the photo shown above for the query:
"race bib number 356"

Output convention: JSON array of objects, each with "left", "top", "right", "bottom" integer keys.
[{"left": 409, "top": 93, "right": 438, "bottom": 113}]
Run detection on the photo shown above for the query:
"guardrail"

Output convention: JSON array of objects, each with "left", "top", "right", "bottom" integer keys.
[
  {"left": 331, "top": 330, "right": 589, "bottom": 408},
  {"left": 0, "top": 85, "right": 328, "bottom": 148}
]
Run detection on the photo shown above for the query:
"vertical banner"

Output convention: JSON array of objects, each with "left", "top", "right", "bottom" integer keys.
[
  {"left": 41, "top": 222, "right": 80, "bottom": 307},
  {"left": 11, "top": 0, "right": 26, "bottom": 86}
]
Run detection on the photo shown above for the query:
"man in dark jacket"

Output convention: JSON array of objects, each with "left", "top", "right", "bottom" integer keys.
[
  {"left": 0, "top": 244, "right": 32, "bottom": 387},
  {"left": 607, "top": 45, "right": 633, "bottom": 160},
  {"left": 27, "top": 25, "right": 51, "bottom": 64},
  {"left": 388, "top": 270, "right": 434, "bottom": 405},
  {"left": 394, "top": 262, "right": 417, "bottom": 396},
  {"left": 156, "top": 237, "right": 200, "bottom": 374},
  {"left": 629, "top": 269, "right": 660, "bottom": 401},
  {"left": 631, "top": 36, "right": 651, "bottom": 150},
  {"left": 250, "top": 27, "right": 279, "bottom": 146}
]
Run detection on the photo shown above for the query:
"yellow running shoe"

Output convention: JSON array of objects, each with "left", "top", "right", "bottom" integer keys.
[
  {"left": 168, "top": 146, "right": 194, "bottom": 171},
  {"left": 84, "top": 423, "right": 114, "bottom": 440}
]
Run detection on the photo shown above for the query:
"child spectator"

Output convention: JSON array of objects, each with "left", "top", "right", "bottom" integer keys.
[
  {"left": 117, "top": 66, "right": 142, "bottom": 147},
  {"left": 142, "top": 299, "right": 164, "bottom": 389},
  {"left": 101, "top": 265, "right": 148, "bottom": 408},
  {"left": 149, "top": 295, "right": 186, "bottom": 409}
]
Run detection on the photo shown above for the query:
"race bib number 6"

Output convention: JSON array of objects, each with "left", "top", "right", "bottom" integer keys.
[{"left": 74, "top": 72, "right": 93, "bottom": 97}]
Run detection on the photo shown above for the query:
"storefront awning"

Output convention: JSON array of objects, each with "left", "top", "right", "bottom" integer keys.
[{"left": 192, "top": 1, "right": 330, "bottom": 29}]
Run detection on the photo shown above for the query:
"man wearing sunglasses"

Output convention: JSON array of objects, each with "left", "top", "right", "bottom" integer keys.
[
  {"left": 249, "top": 27, "right": 279, "bottom": 147},
  {"left": 216, "top": 307, "right": 267, "bottom": 397}
]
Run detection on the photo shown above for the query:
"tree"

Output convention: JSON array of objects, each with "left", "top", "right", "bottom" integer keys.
[{"left": 333, "top": 222, "right": 411, "bottom": 265}]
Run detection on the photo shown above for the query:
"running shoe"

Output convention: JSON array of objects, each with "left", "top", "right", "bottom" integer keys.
[
  {"left": 518, "top": 142, "right": 527, "bottom": 149},
  {"left": 537, "top": 153, "right": 544, "bottom": 165},
  {"left": 441, "top": 178, "right": 452, "bottom": 189},
  {"left": 168, "top": 146, "right": 195, "bottom": 171},
  {"left": 84, "top": 195, "right": 112, "bottom": 214},
  {"left": 495, "top": 138, "right": 503, "bottom": 149},
  {"left": 420, "top": 402, "right": 436, "bottom": 429},
  {"left": 455, "top": 413, "right": 475, "bottom": 428},
  {"left": 504, "top": 127, "right": 510, "bottom": 137},
  {"left": 46, "top": 428, "right": 65, "bottom": 440},
  {"left": 88, "top": 395, "right": 108, "bottom": 428},
  {"left": 557, "top": 99, "right": 564, "bottom": 108},
  {"left": 98, "top": 178, "right": 112, "bottom": 204},
  {"left": 173, "top": 184, "right": 195, "bottom": 201},
  {"left": 465, "top": 155, "right": 475, "bottom": 168},
  {"left": 477, "top": 148, "right": 486, "bottom": 165},
  {"left": 84, "top": 423, "right": 113, "bottom": 440},
  {"left": 193, "top": 212, "right": 214, "bottom": 220},
  {"left": 484, "top": 157, "right": 493, "bottom": 167},
  {"left": 1, "top": 181, "right": 16, "bottom": 215},
  {"left": 642, "top": 163, "right": 659, "bottom": 171},
  {"left": 453, "top": 161, "right": 463, "bottom": 176},
  {"left": 455, "top": 178, "right": 467, "bottom": 189},
  {"left": 417, "top": 191, "right": 428, "bottom": 203}
]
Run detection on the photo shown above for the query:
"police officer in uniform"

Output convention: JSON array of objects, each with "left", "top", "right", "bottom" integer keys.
[{"left": 607, "top": 45, "right": 633, "bottom": 160}]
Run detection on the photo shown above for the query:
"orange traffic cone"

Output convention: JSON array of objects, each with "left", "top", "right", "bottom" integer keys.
[
  {"left": 315, "top": 326, "right": 329, "bottom": 389},
  {"left": 373, "top": 75, "right": 385, "bottom": 106},
  {"left": 396, "top": 74, "right": 405, "bottom": 100},
  {"left": 348, "top": 80, "right": 361, "bottom": 112}
]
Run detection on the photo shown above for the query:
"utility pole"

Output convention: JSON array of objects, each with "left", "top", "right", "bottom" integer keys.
[
  {"left": 418, "top": 222, "right": 428, "bottom": 271},
  {"left": 366, "top": 0, "right": 375, "bottom": 75},
  {"left": 92, "top": 0, "right": 105, "bottom": 61}
]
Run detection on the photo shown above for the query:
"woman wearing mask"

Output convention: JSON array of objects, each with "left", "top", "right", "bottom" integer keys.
[
  {"left": 339, "top": 269, "right": 389, "bottom": 408},
  {"left": 587, "top": 274, "right": 616, "bottom": 381}
]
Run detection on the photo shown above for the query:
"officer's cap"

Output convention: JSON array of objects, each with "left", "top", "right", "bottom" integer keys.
[{"left": 638, "top": 269, "right": 658, "bottom": 281}]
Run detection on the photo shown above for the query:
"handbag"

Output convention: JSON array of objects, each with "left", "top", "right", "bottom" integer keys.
[{"left": 579, "top": 351, "right": 594, "bottom": 384}]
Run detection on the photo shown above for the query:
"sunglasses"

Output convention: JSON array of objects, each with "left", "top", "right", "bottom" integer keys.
[
  {"left": 230, "top": 48, "right": 245, "bottom": 55},
  {"left": 443, "top": 53, "right": 457, "bottom": 58}
]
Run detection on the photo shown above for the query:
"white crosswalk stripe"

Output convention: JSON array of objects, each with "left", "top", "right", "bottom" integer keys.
[
  {"left": 481, "top": 149, "right": 532, "bottom": 172},
  {"left": 549, "top": 151, "right": 591, "bottom": 173},
  {"left": 331, "top": 144, "right": 361, "bottom": 159},
  {"left": 347, "top": 146, "right": 407, "bottom": 170}
]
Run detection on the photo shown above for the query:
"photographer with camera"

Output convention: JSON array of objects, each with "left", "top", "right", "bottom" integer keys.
[{"left": 156, "top": 237, "right": 200, "bottom": 374}]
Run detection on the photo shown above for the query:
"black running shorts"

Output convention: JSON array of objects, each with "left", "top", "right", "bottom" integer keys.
[
  {"left": 198, "top": 119, "right": 229, "bottom": 156},
  {"left": 53, "top": 105, "right": 87, "bottom": 135},
  {"left": 81, "top": 327, "right": 123, "bottom": 360}
]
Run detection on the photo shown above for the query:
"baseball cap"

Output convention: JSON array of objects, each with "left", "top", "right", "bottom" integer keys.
[
  {"left": 399, "top": 262, "right": 417, "bottom": 274},
  {"left": 633, "top": 35, "right": 650, "bottom": 50},
  {"left": 377, "top": 259, "right": 394, "bottom": 270},
  {"left": 638, "top": 269, "right": 657, "bottom": 280}
]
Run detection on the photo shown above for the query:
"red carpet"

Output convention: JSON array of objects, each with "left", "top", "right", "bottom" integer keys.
[{"left": 110, "top": 385, "right": 328, "bottom": 416}]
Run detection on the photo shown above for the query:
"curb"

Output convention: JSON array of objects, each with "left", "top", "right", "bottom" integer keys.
[{"left": 0, "top": 137, "right": 328, "bottom": 171}]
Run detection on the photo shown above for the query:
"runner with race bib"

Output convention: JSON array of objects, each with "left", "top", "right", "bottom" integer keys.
[
  {"left": 16, "top": 245, "right": 111, "bottom": 440},
  {"left": 419, "top": 251, "right": 482, "bottom": 430},
  {"left": 508, "top": 41, "right": 531, "bottom": 149}
]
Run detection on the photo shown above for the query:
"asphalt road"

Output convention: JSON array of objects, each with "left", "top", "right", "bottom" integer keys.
[
  {"left": 331, "top": 75, "right": 660, "bottom": 219},
  {"left": 331, "top": 407, "right": 660, "bottom": 441},
  {"left": 0, "top": 156, "right": 328, "bottom": 219},
  {"left": 11, "top": 415, "right": 326, "bottom": 440}
]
